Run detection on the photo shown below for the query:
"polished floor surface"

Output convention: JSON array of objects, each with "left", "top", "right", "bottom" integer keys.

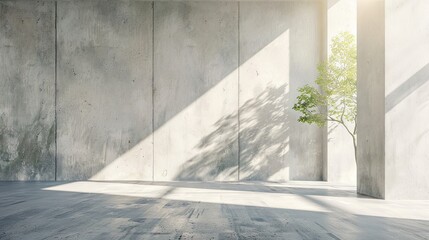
[{"left": 0, "top": 181, "right": 428, "bottom": 240}]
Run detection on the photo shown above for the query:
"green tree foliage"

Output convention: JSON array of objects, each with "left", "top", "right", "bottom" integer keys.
[{"left": 293, "top": 32, "right": 357, "bottom": 162}]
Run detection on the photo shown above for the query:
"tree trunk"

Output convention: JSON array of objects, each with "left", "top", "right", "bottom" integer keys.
[{"left": 352, "top": 135, "right": 357, "bottom": 164}]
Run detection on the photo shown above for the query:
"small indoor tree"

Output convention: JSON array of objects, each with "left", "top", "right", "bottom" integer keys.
[{"left": 292, "top": 32, "right": 357, "bottom": 163}]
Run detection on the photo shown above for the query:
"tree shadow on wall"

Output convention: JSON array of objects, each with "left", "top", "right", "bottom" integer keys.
[{"left": 174, "top": 84, "right": 289, "bottom": 181}]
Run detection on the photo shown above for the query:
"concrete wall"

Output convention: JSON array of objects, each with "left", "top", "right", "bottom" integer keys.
[
  {"left": 357, "top": 0, "right": 385, "bottom": 199},
  {"left": 384, "top": 0, "right": 429, "bottom": 199},
  {"left": 357, "top": 0, "right": 429, "bottom": 199},
  {"left": 1, "top": 0, "right": 325, "bottom": 181},
  {"left": 56, "top": 1, "right": 153, "bottom": 180},
  {"left": 0, "top": 2, "right": 55, "bottom": 180},
  {"left": 239, "top": 1, "right": 324, "bottom": 181},
  {"left": 153, "top": 2, "right": 239, "bottom": 181},
  {"left": 325, "top": 0, "right": 357, "bottom": 184}
]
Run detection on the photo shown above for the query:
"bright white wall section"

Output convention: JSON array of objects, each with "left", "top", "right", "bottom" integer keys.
[
  {"left": 384, "top": 0, "right": 429, "bottom": 199},
  {"left": 325, "top": 0, "right": 357, "bottom": 184},
  {"left": 239, "top": 1, "right": 324, "bottom": 181},
  {"left": 358, "top": 0, "right": 429, "bottom": 199},
  {"left": 153, "top": 2, "right": 239, "bottom": 181},
  {"left": 153, "top": 1, "right": 324, "bottom": 181}
]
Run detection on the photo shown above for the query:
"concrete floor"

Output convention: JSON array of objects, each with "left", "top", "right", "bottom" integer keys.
[{"left": 0, "top": 181, "right": 428, "bottom": 240}]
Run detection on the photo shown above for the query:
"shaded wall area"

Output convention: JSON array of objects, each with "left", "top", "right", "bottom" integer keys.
[
  {"left": 0, "top": 1, "right": 324, "bottom": 181},
  {"left": 0, "top": 2, "right": 55, "bottom": 180},
  {"left": 56, "top": 1, "right": 154, "bottom": 181}
]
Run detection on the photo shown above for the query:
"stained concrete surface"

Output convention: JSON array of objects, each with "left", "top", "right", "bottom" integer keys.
[
  {"left": 1, "top": 181, "right": 429, "bottom": 239},
  {"left": 56, "top": 1, "right": 153, "bottom": 180},
  {"left": 0, "top": 1, "right": 55, "bottom": 180},
  {"left": 1, "top": 1, "right": 326, "bottom": 182}
]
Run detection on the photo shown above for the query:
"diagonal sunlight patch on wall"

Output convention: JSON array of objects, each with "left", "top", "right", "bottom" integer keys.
[
  {"left": 239, "top": 29, "right": 290, "bottom": 181},
  {"left": 154, "top": 67, "right": 239, "bottom": 181},
  {"left": 90, "top": 29, "right": 291, "bottom": 182},
  {"left": 89, "top": 139, "right": 153, "bottom": 180},
  {"left": 89, "top": 67, "right": 239, "bottom": 181},
  {"left": 84, "top": 1, "right": 325, "bottom": 182},
  {"left": 1, "top": 1, "right": 324, "bottom": 181}
]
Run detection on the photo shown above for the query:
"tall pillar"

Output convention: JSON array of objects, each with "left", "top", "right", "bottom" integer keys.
[{"left": 357, "top": 0, "right": 429, "bottom": 199}]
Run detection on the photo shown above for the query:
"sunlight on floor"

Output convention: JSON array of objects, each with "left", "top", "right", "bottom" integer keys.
[
  {"left": 43, "top": 181, "right": 328, "bottom": 213},
  {"left": 43, "top": 181, "right": 429, "bottom": 221}
]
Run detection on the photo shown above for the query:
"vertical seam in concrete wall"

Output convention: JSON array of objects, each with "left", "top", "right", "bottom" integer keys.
[
  {"left": 237, "top": 1, "right": 241, "bottom": 181},
  {"left": 322, "top": 0, "right": 328, "bottom": 182},
  {"left": 382, "top": 0, "right": 386, "bottom": 198},
  {"left": 54, "top": 0, "right": 58, "bottom": 181},
  {"left": 152, "top": 1, "right": 155, "bottom": 182}
]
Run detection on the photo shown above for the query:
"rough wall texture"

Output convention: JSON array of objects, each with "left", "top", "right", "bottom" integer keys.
[
  {"left": 1, "top": 0, "right": 325, "bottom": 181},
  {"left": 0, "top": 1, "right": 55, "bottom": 180},
  {"left": 239, "top": 1, "right": 324, "bottom": 181},
  {"left": 153, "top": 2, "right": 239, "bottom": 181},
  {"left": 56, "top": 1, "right": 153, "bottom": 180}
]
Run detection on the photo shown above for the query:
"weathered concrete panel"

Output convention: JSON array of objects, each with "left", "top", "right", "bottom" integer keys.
[
  {"left": 153, "top": 2, "right": 239, "bottom": 181},
  {"left": 384, "top": 0, "right": 429, "bottom": 199},
  {"left": 239, "top": 1, "right": 324, "bottom": 181},
  {"left": 357, "top": 0, "right": 385, "bottom": 198},
  {"left": 56, "top": 1, "right": 153, "bottom": 180},
  {"left": 325, "top": 0, "right": 357, "bottom": 184},
  {"left": 0, "top": 1, "right": 55, "bottom": 180}
]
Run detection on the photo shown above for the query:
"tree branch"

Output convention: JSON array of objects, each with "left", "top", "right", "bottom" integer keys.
[
  {"left": 327, "top": 116, "right": 355, "bottom": 139},
  {"left": 353, "top": 114, "right": 357, "bottom": 135}
]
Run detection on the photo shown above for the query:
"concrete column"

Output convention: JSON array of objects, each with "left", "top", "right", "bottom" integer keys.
[
  {"left": 324, "top": 0, "right": 357, "bottom": 184},
  {"left": 357, "top": 0, "right": 429, "bottom": 199}
]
